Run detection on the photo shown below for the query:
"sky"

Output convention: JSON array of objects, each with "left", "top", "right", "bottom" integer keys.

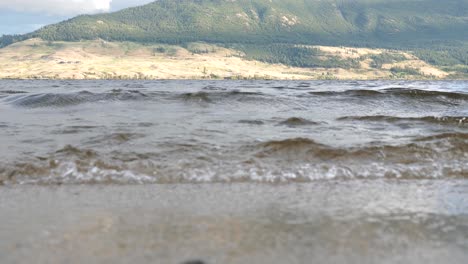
[{"left": 0, "top": 0, "right": 154, "bottom": 35}]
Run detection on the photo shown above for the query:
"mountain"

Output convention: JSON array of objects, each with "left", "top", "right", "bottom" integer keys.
[
  {"left": 0, "top": 0, "right": 467, "bottom": 79},
  {"left": 5, "top": 0, "right": 468, "bottom": 48}
]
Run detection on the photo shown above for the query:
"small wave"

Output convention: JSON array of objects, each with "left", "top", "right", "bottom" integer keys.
[
  {"left": 0, "top": 90, "right": 28, "bottom": 94},
  {"left": 296, "top": 82, "right": 311, "bottom": 88},
  {"left": 123, "top": 83, "right": 146, "bottom": 88},
  {"left": 384, "top": 88, "right": 468, "bottom": 100},
  {"left": 178, "top": 90, "right": 265, "bottom": 104},
  {"left": 278, "top": 117, "right": 319, "bottom": 127},
  {"left": 55, "top": 145, "right": 97, "bottom": 158},
  {"left": 309, "top": 88, "right": 468, "bottom": 100},
  {"left": 239, "top": 120, "right": 265, "bottom": 125},
  {"left": 51, "top": 125, "right": 101, "bottom": 134},
  {"left": 3, "top": 89, "right": 150, "bottom": 108},
  {"left": 202, "top": 85, "right": 227, "bottom": 91},
  {"left": 339, "top": 115, "right": 468, "bottom": 126},
  {"left": 254, "top": 138, "right": 345, "bottom": 161},
  {"left": 1, "top": 133, "right": 468, "bottom": 185},
  {"left": 137, "top": 122, "right": 154, "bottom": 127},
  {"left": 5, "top": 93, "right": 89, "bottom": 107},
  {"left": 180, "top": 92, "right": 212, "bottom": 103},
  {"left": 310, "top": 89, "right": 383, "bottom": 96},
  {"left": 2, "top": 156, "right": 467, "bottom": 185},
  {"left": 255, "top": 134, "right": 468, "bottom": 161},
  {"left": 0, "top": 161, "right": 155, "bottom": 185},
  {"left": 415, "top": 133, "right": 468, "bottom": 142},
  {"left": 85, "top": 133, "right": 145, "bottom": 145}
]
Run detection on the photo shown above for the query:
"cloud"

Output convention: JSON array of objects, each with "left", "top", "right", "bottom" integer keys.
[
  {"left": 0, "top": 0, "right": 112, "bottom": 15},
  {"left": 111, "top": 0, "right": 154, "bottom": 11}
]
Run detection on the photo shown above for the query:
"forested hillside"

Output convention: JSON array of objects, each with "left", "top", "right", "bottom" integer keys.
[
  {"left": 23, "top": 0, "right": 468, "bottom": 47},
  {"left": 0, "top": 0, "right": 467, "bottom": 73}
]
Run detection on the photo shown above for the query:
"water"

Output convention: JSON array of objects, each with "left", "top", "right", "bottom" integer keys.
[
  {"left": 0, "top": 80, "right": 467, "bottom": 263},
  {"left": 1, "top": 80, "right": 467, "bottom": 184}
]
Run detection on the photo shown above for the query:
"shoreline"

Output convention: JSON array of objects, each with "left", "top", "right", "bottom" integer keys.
[
  {"left": 1, "top": 181, "right": 467, "bottom": 264},
  {"left": 1, "top": 77, "right": 466, "bottom": 81},
  {"left": 1, "top": 39, "right": 463, "bottom": 81}
]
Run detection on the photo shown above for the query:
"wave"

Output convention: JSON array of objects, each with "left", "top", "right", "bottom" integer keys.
[
  {"left": 255, "top": 134, "right": 468, "bottom": 159},
  {"left": 297, "top": 82, "right": 311, "bottom": 88},
  {"left": 255, "top": 138, "right": 330, "bottom": 156},
  {"left": 415, "top": 132, "right": 468, "bottom": 142},
  {"left": 202, "top": 85, "right": 228, "bottom": 91},
  {"left": 51, "top": 125, "right": 102, "bottom": 135},
  {"left": 6, "top": 86, "right": 466, "bottom": 109},
  {"left": 123, "top": 83, "right": 146, "bottom": 89},
  {"left": 7, "top": 89, "right": 152, "bottom": 107},
  {"left": 85, "top": 133, "right": 145, "bottom": 145},
  {"left": 0, "top": 88, "right": 277, "bottom": 109},
  {"left": 0, "top": 90, "right": 28, "bottom": 94},
  {"left": 179, "top": 91, "right": 213, "bottom": 103},
  {"left": 310, "top": 89, "right": 383, "bottom": 96},
  {"left": 339, "top": 115, "right": 468, "bottom": 126},
  {"left": 2, "top": 133, "right": 467, "bottom": 185},
  {"left": 239, "top": 120, "right": 265, "bottom": 125},
  {"left": 2, "top": 157, "right": 466, "bottom": 185},
  {"left": 3, "top": 89, "right": 150, "bottom": 108},
  {"left": 178, "top": 90, "right": 265, "bottom": 104},
  {"left": 309, "top": 88, "right": 468, "bottom": 100},
  {"left": 384, "top": 88, "right": 468, "bottom": 99},
  {"left": 277, "top": 117, "right": 319, "bottom": 127}
]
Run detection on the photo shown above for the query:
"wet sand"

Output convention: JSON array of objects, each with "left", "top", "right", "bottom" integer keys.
[{"left": 1, "top": 181, "right": 467, "bottom": 264}]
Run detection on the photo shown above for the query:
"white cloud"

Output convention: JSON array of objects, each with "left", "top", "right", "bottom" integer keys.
[
  {"left": 111, "top": 0, "right": 154, "bottom": 11},
  {"left": 0, "top": 0, "right": 112, "bottom": 15}
]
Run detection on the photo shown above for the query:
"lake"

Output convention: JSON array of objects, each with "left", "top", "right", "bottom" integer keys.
[{"left": 0, "top": 80, "right": 467, "bottom": 263}]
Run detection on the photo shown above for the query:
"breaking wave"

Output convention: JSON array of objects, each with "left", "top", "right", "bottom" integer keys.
[
  {"left": 1, "top": 133, "right": 467, "bottom": 185},
  {"left": 1, "top": 80, "right": 467, "bottom": 185}
]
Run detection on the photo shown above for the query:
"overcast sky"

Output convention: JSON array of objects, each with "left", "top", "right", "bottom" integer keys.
[{"left": 0, "top": 0, "right": 154, "bottom": 35}]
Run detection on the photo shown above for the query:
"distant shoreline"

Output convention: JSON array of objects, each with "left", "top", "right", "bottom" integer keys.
[
  {"left": 1, "top": 39, "right": 465, "bottom": 81},
  {"left": 1, "top": 77, "right": 466, "bottom": 81}
]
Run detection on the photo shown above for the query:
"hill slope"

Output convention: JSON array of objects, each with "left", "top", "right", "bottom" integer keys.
[
  {"left": 0, "top": 38, "right": 452, "bottom": 80},
  {"left": 4, "top": 0, "right": 468, "bottom": 48},
  {"left": 0, "top": 0, "right": 467, "bottom": 79}
]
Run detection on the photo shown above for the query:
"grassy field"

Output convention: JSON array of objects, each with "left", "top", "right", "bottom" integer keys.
[{"left": 0, "top": 39, "right": 455, "bottom": 80}]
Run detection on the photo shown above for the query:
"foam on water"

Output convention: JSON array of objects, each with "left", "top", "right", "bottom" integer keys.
[
  {"left": 0, "top": 80, "right": 467, "bottom": 185},
  {"left": 1, "top": 132, "right": 467, "bottom": 185}
]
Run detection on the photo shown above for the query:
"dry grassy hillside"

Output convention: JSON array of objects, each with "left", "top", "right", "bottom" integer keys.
[{"left": 0, "top": 39, "right": 450, "bottom": 80}]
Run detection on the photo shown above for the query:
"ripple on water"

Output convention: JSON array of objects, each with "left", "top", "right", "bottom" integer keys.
[
  {"left": 1, "top": 131, "right": 467, "bottom": 185},
  {"left": 3, "top": 89, "right": 150, "bottom": 108},
  {"left": 338, "top": 115, "right": 468, "bottom": 126},
  {"left": 277, "top": 117, "right": 319, "bottom": 127},
  {"left": 0, "top": 80, "right": 467, "bottom": 185}
]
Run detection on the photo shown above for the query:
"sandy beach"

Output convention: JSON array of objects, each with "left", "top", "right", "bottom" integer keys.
[{"left": 1, "top": 181, "right": 467, "bottom": 264}]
